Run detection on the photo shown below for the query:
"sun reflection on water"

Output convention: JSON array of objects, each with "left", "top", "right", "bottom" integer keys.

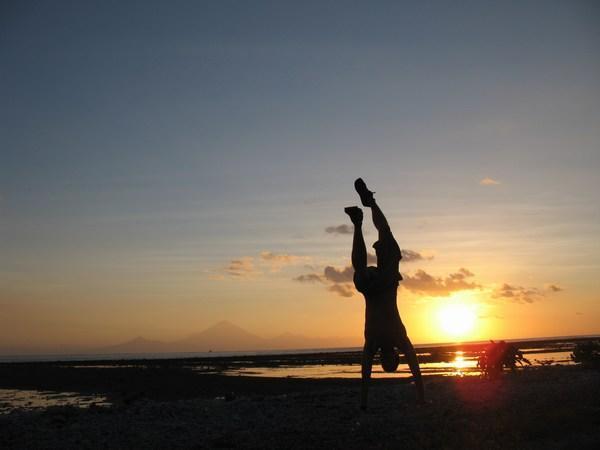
[
  {"left": 452, "top": 351, "right": 470, "bottom": 377},
  {"left": 220, "top": 351, "right": 485, "bottom": 379}
]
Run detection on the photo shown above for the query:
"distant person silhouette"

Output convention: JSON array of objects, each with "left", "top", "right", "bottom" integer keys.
[{"left": 345, "top": 178, "right": 425, "bottom": 409}]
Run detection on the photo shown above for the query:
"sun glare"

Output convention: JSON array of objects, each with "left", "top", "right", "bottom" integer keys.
[{"left": 437, "top": 303, "right": 476, "bottom": 338}]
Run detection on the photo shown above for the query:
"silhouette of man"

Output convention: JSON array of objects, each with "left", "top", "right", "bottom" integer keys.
[{"left": 345, "top": 178, "right": 425, "bottom": 409}]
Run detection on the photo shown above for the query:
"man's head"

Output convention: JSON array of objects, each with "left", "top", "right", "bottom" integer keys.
[{"left": 380, "top": 346, "right": 400, "bottom": 373}]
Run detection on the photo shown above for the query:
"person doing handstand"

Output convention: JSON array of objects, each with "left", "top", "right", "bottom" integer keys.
[{"left": 345, "top": 178, "right": 424, "bottom": 410}]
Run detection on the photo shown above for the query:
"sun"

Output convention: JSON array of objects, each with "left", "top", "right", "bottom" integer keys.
[{"left": 437, "top": 302, "right": 476, "bottom": 339}]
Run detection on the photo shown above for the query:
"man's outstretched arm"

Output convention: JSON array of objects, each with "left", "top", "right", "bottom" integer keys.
[{"left": 361, "top": 341, "right": 376, "bottom": 410}]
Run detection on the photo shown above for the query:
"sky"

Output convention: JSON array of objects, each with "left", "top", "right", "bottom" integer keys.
[{"left": 1, "top": 0, "right": 599, "bottom": 353}]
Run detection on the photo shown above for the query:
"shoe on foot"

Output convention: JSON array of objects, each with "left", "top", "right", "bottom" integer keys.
[
  {"left": 354, "top": 178, "right": 375, "bottom": 207},
  {"left": 344, "top": 206, "right": 363, "bottom": 225}
]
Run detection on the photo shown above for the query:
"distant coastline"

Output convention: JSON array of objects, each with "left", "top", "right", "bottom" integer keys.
[{"left": 2, "top": 334, "right": 598, "bottom": 364}]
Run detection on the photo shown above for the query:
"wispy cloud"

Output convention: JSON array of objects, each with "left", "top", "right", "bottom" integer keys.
[
  {"left": 323, "top": 266, "right": 354, "bottom": 283},
  {"left": 302, "top": 265, "right": 481, "bottom": 299},
  {"left": 328, "top": 283, "right": 354, "bottom": 298},
  {"left": 294, "top": 249, "right": 436, "bottom": 298},
  {"left": 207, "top": 272, "right": 226, "bottom": 281},
  {"left": 493, "top": 283, "right": 541, "bottom": 303},
  {"left": 480, "top": 177, "right": 501, "bottom": 186},
  {"left": 260, "top": 251, "right": 305, "bottom": 272},
  {"left": 493, "top": 282, "right": 564, "bottom": 303},
  {"left": 365, "top": 249, "right": 432, "bottom": 264},
  {"left": 325, "top": 224, "right": 353, "bottom": 235},
  {"left": 402, "top": 249, "right": 433, "bottom": 263},
  {"left": 216, "top": 250, "right": 307, "bottom": 279},
  {"left": 323, "top": 266, "right": 356, "bottom": 297},
  {"left": 546, "top": 284, "right": 563, "bottom": 293},
  {"left": 260, "top": 251, "right": 300, "bottom": 264},
  {"left": 225, "top": 257, "right": 257, "bottom": 278},
  {"left": 293, "top": 273, "right": 324, "bottom": 283},
  {"left": 367, "top": 252, "right": 377, "bottom": 265},
  {"left": 294, "top": 253, "right": 566, "bottom": 304},
  {"left": 293, "top": 265, "right": 356, "bottom": 298},
  {"left": 401, "top": 268, "right": 481, "bottom": 296}
]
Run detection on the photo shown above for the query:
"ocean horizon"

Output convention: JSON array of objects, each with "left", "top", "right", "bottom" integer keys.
[{"left": 2, "top": 334, "right": 598, "bottom": 364}]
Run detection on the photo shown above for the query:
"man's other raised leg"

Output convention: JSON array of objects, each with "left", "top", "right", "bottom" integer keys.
[{"left": 354, "top": 178, "right": 391, "bottom": 233}]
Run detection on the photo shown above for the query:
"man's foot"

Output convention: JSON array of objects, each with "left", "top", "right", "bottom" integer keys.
[
  {"left": 354, "top": 178, "right": 375, "bottom": 207},
  {"left": 344, "top": 206, "right": 363, "bottom": 225}
]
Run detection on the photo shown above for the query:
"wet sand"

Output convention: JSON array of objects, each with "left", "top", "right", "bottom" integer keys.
[{"left": 1, "top": 359, "right": 599, "bottom": 449}]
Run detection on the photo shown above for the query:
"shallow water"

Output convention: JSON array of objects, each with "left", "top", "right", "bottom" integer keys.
[
  {"left": 0, "top": 389, "right": 111, "bottom": 415},
  {"left": 222, "top": 350, "right": 573, "bottom": 379},
  {"left": 0, "top": 349, "right": 576, "bottom": 413}
]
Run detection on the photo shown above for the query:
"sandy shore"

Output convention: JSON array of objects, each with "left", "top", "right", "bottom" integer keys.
[{"left": 1, "top": 362, "right": 599, "bottom": 449}]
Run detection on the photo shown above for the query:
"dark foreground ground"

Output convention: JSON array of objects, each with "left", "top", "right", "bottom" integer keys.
[{"left": 1, "top": 362, "right": 599, "bottom": 449}]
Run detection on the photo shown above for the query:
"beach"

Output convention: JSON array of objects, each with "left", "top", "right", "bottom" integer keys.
[{"left": 1, "top": 346, "right": 599, "bottom": 449}]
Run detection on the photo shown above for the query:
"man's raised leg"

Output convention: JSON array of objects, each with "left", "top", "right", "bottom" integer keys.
[
  {"left": 354, "top": 178, "right": 391, "bottom": 233},
  {"left": 355, "top": 178, "right": 401, "bottom": 256},
  {"left": 371, "top": 200, "right": 392, "bottom": 235},
  {"left": 345, "top": 206, "right": 366, "bottom": 272}
]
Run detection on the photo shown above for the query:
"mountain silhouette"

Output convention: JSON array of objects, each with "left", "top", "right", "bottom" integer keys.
[
  {"left": 94, "top": 321, "right": 353, "bottom": 354},
  {"left": 174, "top": 321, "right": 264, "bottom": 352}
]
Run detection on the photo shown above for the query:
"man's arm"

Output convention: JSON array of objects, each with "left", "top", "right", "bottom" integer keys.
[{"left": 361, "top": 341, "right": 376, "bottom": 410}]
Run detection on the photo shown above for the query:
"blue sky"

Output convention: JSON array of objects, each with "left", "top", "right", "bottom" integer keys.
[{"left": 1, "top": 1, "right": 599, "bottom": 351}]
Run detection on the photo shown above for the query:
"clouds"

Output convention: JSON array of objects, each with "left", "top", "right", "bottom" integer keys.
[
  {"left": 493, "top": 283, "right": 564, "bottom": 304},
  {"left": 294, "top": 265, "right": 355, "bottom": 298},
  {"left": 293, "top": 273, "right": 324, "bottom": 283},
  {"left": 366, "top": 249, "right": 431, "bottom": 264},
  {"left": 322, "top": 266, "right": 355, "bottom": 298},
  {"left": 328, "top": 284, "right": 354, "bottom": 298},
  {"left": 493, "top": 283, "right": 541, "bottom": 304},
  {"left": 367, "top": 253, "right": 377, "bottom": 265},
  {"left": 399, "top": 268, "right": 563, "bottom": 304},
  {"left": 260, "top": 251, "right": 303, "bottom": 272},
  {"left": 401, "top": 268, "right": 481, "bottom": 296},
  {"left": 323, "top": 266, "right": 354, "bottom": 283},
  {"left": 216, "top": 251, "right": 307, "bottom": 279},
  {"left": 480, "top": 177, "right": 501, "bottom": 186},
  {"left": 293, "top": 256, "right": 565, "bottom": 304},
  {"left": 224, "top": 257, "right": 257, "bottom": 278},
  {"left": 401, "top": 249, "right": 433, "bottom": 263},
  {"left": 297, "top": 265, "right": 482, "bottom": 299},
  {"left": 325, "top": 224, "right": 353, "bottom": 235},
  {"left": 293, "top": 248, "right": 434, "bottom": 298}
]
